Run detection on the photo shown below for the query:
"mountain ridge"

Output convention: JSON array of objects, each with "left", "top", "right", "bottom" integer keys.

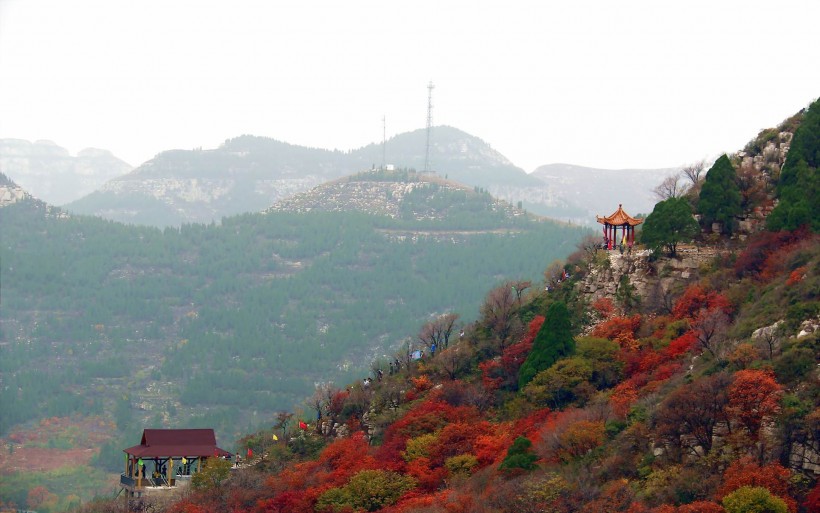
[{"left": 0, "top": 139, "right": 133, "bottom": 205}]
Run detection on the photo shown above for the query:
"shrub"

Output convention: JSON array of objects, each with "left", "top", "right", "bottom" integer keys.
[
  {"left": 721, "top": 486, "right": 788, "bottom": 513},
  {"left": 499, "top": 436, "right": 538, "bottom": 471},
  {"left": 444, "top": 454, "right": 478, "bottom": 477},
  {"left": 315, "top": 469, "right": 416, "bottom": 512}
]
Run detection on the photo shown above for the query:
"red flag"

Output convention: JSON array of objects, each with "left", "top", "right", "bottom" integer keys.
[
  {"left": 247, "top": 448, "right": 253, "bottom": 458},
  {"left": 299, "top": 421, "right": 307, "bottom": 430}
]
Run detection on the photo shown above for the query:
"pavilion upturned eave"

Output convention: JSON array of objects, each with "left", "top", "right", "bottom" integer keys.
[{"left": 596, "top": 204, "right": 643, "bottom": 226}]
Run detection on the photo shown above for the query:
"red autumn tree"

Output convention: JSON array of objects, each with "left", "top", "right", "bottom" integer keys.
[
  {"left": 671, "top": 285, "right": 732, "bottom": 321},
  {"left": 727, "top": 369, "right": 783, "bottom": 440},
  {"left": 717, "top": 457, "right": 796, "bottom": 513},
  {"left": 663, "top": 331, "right": 698, "bottom": 359},
  {"left": 592, "top": 314, "right": 642, "bottom": 349}
]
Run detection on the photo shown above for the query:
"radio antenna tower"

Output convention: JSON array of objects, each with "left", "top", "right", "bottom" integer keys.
[
  {"left": 382, "top": 115, "right": 386, "bottom": 170},
  {"left": 424, "top": 81, "right": 434, "bottom": 173}
]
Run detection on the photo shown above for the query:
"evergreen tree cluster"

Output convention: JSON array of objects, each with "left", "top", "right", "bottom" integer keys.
[{"left": 767, "top": 97, "right": 819, "bottom": 232}]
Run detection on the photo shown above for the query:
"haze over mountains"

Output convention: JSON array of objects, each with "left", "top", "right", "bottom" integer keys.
[
  {"left": 1, "top": 127, "right": 673, "bottom": 227},
  {"left": 0, "top": 139, "right": 133, "bottom": 206}
]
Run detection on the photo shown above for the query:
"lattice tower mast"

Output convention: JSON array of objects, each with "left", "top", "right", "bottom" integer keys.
[
  {"left": 424, "top": 81, "right": 434, "bottom": 173},
  {"left": 382, "top": 115, "right": 386, "bottom": 170}
]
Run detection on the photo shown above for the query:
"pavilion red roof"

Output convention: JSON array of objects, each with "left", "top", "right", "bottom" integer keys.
[
  {"left": 123, "top": 429, "right": 232, "bottom": 458},
  {"left": 596, "top": 204, "right": 643, "bottom": 226}
]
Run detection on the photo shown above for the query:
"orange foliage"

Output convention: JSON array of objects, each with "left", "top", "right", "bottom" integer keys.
[
  {"left": 412, "top": 375, "right": 434, "bottom": 392},
  {"left": 381, "top": 490, "right": 445, "bottom": 512},
  {"left": 478, "top": 359, "right": 503, "bottom": 391},
  {"left": 592, "top": 314, "right": 642, "bottom": 348},
  {"left": 405, "top": 456, "right": 447, "bottom": 492},
  {"left": 376, "top": 399, "right": 479, "bottom": 469},
  {"left": 555, "top": 420, "right": 605, "bottom": 462},
  {"left": 473, "top": 432, "right": 510, "bottom": 465},
  {"left": 717, "top": 457, "right": 795, "bottom": 512},
  {"left": 672, "top": 285, "right": 732, "bottom": 321},
  {"left": 727, "top": 369, "right": 783, "bottom": 439},
  {"left": 664, "top": 331, "right": 698, "bottom": 358},
  {"left": 315, "top": 431, "right": 376, "bottom": 486},
  {"left": 610, "top": 382, "right": 638, "bottom": 418},
  {"left": 512, "top": 407, "right": 553, "bottom": 441},
  {"left": 786, "top": 266, "right": 807, "bottom": 286},
  {"left": 427, "top": 420, "right": 494, "bottom": 465},
  {"left": 676, "top": 501, "right": 725, "bottom": 513},
  {"left": 259, "top": 489, "right": 321, "bottom": 513},
  {"left": 593, "top": 297, "right": 616, "bottom": 318}
]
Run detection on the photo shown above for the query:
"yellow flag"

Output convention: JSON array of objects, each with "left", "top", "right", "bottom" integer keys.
[
  {"left": 182, "top": 457, "right": 187, "bottom": 465},
  {"left": 272, "top": 434, "right": 278, "bottom": 441}
]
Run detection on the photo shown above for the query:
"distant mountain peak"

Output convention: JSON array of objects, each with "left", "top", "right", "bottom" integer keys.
[{"left": 0, "top": 139, "right": 133, "bottom": 205}]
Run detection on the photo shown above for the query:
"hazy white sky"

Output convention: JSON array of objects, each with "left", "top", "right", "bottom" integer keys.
[{"left": 1, "top": 0, "right": 818, "bottom": 171}]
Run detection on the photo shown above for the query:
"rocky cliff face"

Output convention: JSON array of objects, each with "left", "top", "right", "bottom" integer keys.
[
  {"left": 579, "top": 247, "right": 722, "bottom": 315},
  {"left": 0, "top": 139, "right": 132, "bottom": 205},
  {"left": 0, "top": 176, "right": 29, "bottom": 208}
]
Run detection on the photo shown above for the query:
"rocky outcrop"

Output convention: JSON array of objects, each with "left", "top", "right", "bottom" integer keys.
[
  {"left": 0, "top": 178, "right": 29, "bottom": 208},
  {"left": 579, "top": 246, "right": 722, "bottom": 312}
]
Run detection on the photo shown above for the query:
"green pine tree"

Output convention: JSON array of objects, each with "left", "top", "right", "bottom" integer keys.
[
  {"left": 640, "top": 197, "right": 699, "bottom": 256},
  {"left": 499, "top": 436, "right": 538, "bottom": 471},
  {"left": 767, "top": 98, "right": 819, "bottom": 232},
  {"left": 698, "top": 154, "right": 742, "bottom": 233},
  {"left": 518, "top": 301, "right": 575, "bottom": 388}
]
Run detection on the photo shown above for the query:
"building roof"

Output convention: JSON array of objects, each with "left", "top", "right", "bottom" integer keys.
[
  {"left": 123, "top": 429, "right": 232, "bottom": 458},
  {"left": 596, "top": 204, "right": 644, "bottom": 226}
]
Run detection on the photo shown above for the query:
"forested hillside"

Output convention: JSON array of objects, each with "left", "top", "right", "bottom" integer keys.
[
  {"left": 0, "top": 171, "right": 585, "bottom": 508},
  {"left": 62, "top": 99, "right": 819, "bottom": 513}
]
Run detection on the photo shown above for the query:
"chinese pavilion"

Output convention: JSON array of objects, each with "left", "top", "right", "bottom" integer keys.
[
  {"left": 121, "top": 428, "right": 232, "bottom": 497},
  {"left": 596, "top": 204, "right": 643, "bottom": 250}
]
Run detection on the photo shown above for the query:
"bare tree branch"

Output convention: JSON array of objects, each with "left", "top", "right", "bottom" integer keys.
[
  {"left": 681, "top": 160, "right": 706, "bottom": 186},
  {"left": 653, "top": 174, "right": 684, "bottom": 201}
]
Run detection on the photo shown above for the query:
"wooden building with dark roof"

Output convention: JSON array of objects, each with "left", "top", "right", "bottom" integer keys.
[{"left": 121, "top": 428, "right": 232, "bottom": 497}]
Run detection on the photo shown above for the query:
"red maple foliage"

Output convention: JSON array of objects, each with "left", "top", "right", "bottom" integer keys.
[
  {"left": 727, "top": 369, "right": 783, "bottom": 440},
  {"left": 804, "top": 481, "right": 820, "bottom": 513},
  {"left": 664, "top": 331, "right": 699, "bottom": 358},
  {"left": 593, "top": 297, "right": 616, "bottom": 318},
  {"left": 676, "top": 502, "right": 725, "bottom": 513},
  {"left": 671, "top": 285, "right": 732, "bottom": 321},
  {"left": 592, "top": 314, "right": 642, "bottom": 348},
  {"left": 376, "top": 399, "right": 480, "bottom": 469},
  {"left": 717, "top": 456, "right": 795, "bottom": 512},
  {"left": 610, "top": 382, "right": 639, "bottom": 418}
]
